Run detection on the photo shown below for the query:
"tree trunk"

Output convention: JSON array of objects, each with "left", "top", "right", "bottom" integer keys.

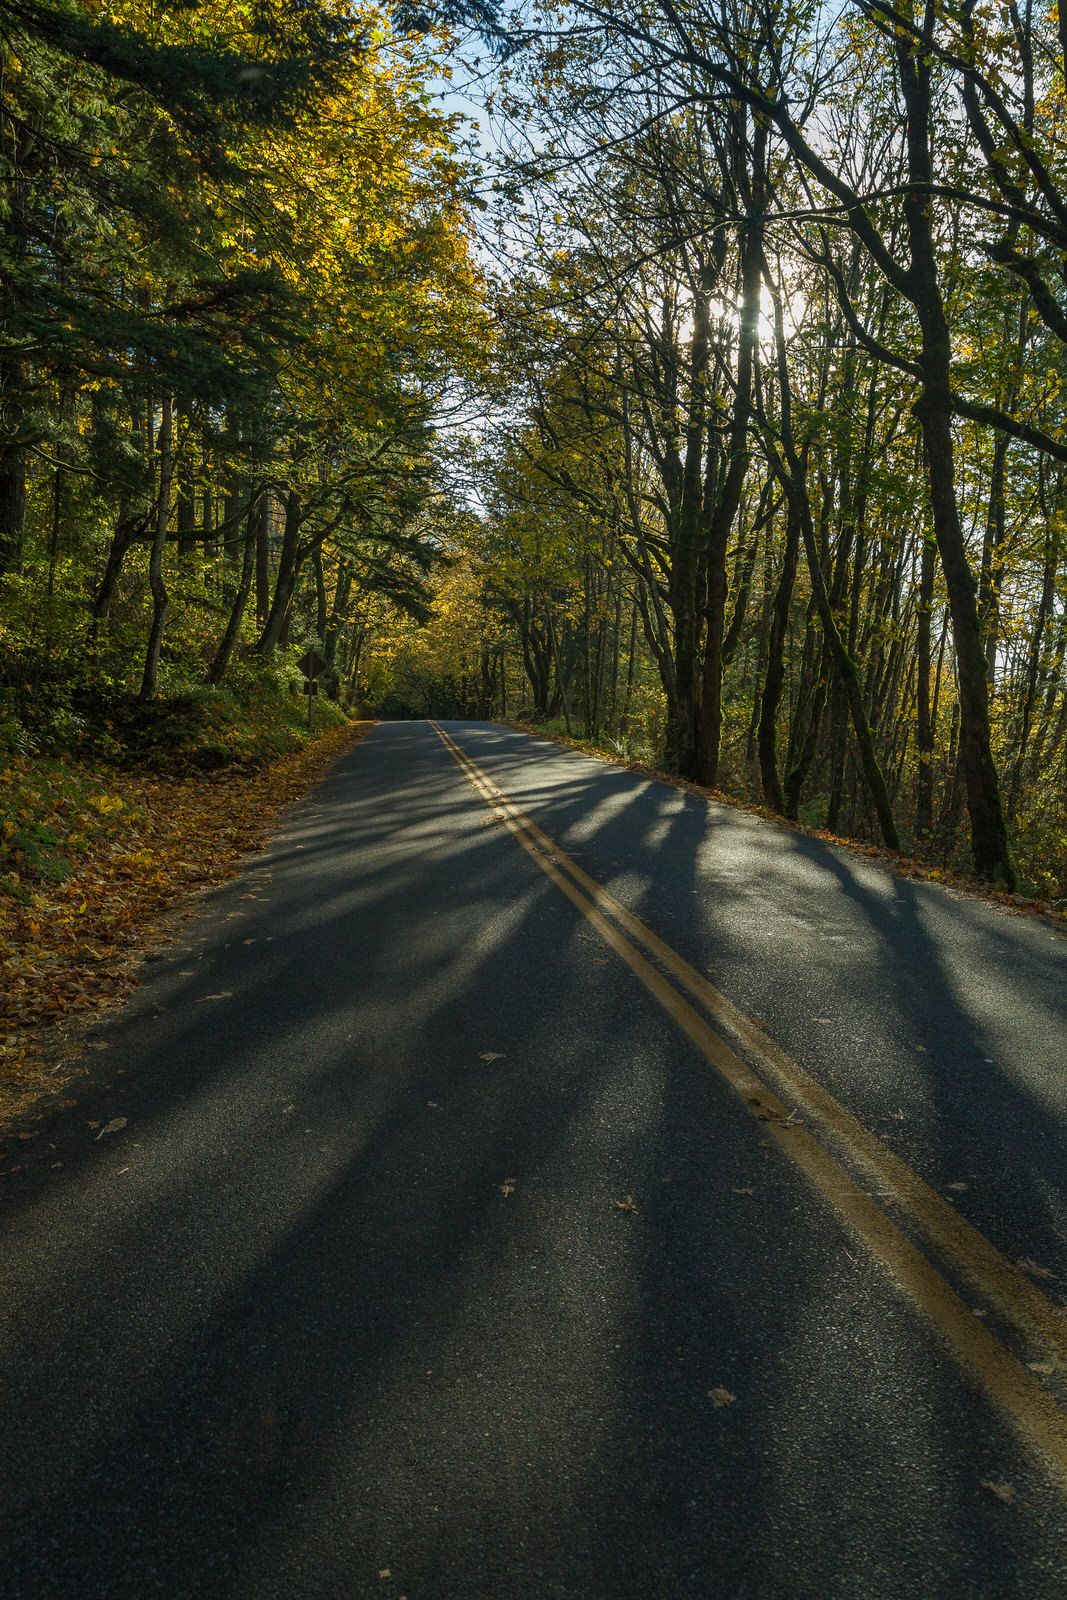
[
  {"left": 257, "top": 492, "right": 304, "bottom": 655},
  {"left": 92, "top": 507, "right": 143, "bottom": 622},
  {"left": 255, "top": 492, "right": 271, "bottom": 625},
  {"left": 783, "top": 635, "right": 830, "bottom": 820},
  {"left": 0, "top": 436, "right": 26, "bottom": 577},
  {"left": 546, "top": 604, "right": 573, "bottom": 735},
  {"left": 757, "top": 500, "right": 800, "bottom": 813},
  {"left": 139, "top": 394, "right": 174, "bottom": 701},
  {"left": 694, "top": 144, "right": 765, "bottom": 787},
  {"left": 896, "top": 30, "right": 1015, "bottom": 883},
  {"left": 207, "top": 502, "right": 258, "bottom": 686},
  {"left": 915, "top": 535, "right": 936, "bottom": 837}
]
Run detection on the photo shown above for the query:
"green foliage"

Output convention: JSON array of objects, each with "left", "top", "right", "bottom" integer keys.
[
  {"left": 0, "top": 754, "right": 137, "bottom": 901},
  {"left": 0, "top": 0, "right": 489, "bottom": 753}
]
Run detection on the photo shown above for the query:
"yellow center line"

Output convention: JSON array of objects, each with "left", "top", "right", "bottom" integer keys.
[{"left": 429, "top": 720, "right": 1067, "bottom": 1483}]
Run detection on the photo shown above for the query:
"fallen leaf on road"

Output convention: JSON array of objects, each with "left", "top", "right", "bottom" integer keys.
[
  {"left": 732, "top": 1186, "right": 754, "bottom": 1195},
  {"left": 708, "top": 1388, "right": 736, "bottom": 1407},
  {"left": 500, "top": 1180, "right": 515, "bottom": 1196},
  {"left": 95, "top": 1117, "right": 126, "bottom": 1139},
  {"left": 198, "top": 991, "right": 233, "bottom": 1002},
  {"left": 87, "top": 1120, "right": 99, "bottom": 1129},
  {"left": 614, "top": 1194, "right": 637, "bottom": 1212},
  {"left": 379, "top": 1570, "right": 391, "bottom": 1580},
  {"left": 282, "top": 1105, "right": 295, "bottom": 1115},
  {"left": 1016, "top": 1258, "right": 1055, "bottom": 1280},
  {"left": 946, "top": 1182, "right": 968, "bottom": 1192},
  {"left": 478, "top": 1051, "right": 505, "bottom": 1062},
  {"left": 980, "top": 1479, "right": 1016, "bottom": 1502},
  {"left": 747, "top": 1097, "right": 786, "bottom": 1122}
]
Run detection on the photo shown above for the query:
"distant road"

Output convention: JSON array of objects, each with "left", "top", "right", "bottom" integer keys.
[{"left": 1, "top": 719, "right": 1066, "bottom": 1599}]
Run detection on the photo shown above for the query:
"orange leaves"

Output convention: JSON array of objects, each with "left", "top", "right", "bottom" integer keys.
[{"left": 0, "top": 722, "right": 366, "bottom": 1126}]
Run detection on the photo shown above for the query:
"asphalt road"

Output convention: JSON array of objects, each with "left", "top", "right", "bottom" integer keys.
[{"left": 1, "top": 719, "right": 1066, "bottom": 1599}]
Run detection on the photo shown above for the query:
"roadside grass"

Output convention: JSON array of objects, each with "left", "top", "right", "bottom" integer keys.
[{"left": 0, "top": 716, "right": 370, "bottom": 1132}]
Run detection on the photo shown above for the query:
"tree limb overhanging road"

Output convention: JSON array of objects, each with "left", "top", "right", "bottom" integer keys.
[{"left": 2, "top": 721, "right": 1067, "bottom": 1599}]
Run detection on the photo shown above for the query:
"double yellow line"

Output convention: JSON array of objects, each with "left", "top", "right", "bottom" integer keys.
[{"left": 430, "top": 720, "right": 1067, "bottom": 1482}]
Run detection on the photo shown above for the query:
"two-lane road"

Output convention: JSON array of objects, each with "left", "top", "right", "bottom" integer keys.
[{"left": 1, "top": 720, "right": 1066, "bottom": 1599}]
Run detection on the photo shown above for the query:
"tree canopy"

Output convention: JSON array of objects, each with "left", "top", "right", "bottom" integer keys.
[{"left": 4, "top": 0, "right": 1067, "bottom": 897}]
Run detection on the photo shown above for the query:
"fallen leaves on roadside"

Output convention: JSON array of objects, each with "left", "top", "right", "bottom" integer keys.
[
  {"left": 1028, "top": 1361, "right": 1056, "bottom": 1375},
  {"left": 707, "top": 1388, "right": 736, "bottom": 1408},
  {"left": 614, "top": 1194, "right": 637, "bottom": 1212},
  {"left": 0, "top": 724, "right": 365, "bottom": 1130},
  {"left": 980, "top": 1479, "right": 1016, "bottom": 1502}
]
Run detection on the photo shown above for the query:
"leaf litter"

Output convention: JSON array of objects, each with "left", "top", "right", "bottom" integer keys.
[
  {"left": 980, "top": 1479, "right": 1017, "bottom": 1503},
  {"left": 0, "top": 724, "right": 365, "bottom": 1132},
  {"left": 1016, "top": 1258, "right": 1056, "bottom": 1281}
]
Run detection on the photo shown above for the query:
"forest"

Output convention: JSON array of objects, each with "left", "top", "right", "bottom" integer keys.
[{"left": 4, "top": 0, "right": 1067, "bottom": 898}]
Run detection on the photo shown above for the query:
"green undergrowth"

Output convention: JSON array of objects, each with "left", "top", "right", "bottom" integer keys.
[
  {"left": 0, "top": 670, "right": 348, "bottom": 771},
  {"left": 0, "top": 758, "right": 137, "bottom": 902},
  {"left": 0, "top": 674, "right": 350, "bottom": 901}
]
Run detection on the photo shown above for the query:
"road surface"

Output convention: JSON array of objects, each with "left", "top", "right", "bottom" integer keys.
[{"left": 1, "top": 720, "right": 1066, "bottom": 1598}]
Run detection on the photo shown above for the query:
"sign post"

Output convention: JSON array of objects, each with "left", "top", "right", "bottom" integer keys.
[{"left": 297, "top": 649, "right": 328, "bottom": 731}]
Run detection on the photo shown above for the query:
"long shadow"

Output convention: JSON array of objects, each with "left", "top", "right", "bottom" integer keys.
[
  {"left": 770, "top": 830, "right": 1067, "bottom": 1280},
  {"left": 1, "top": 722, "right": 1065, "bottom": 1598},
  {"left": 615, "top": 1052, "right": 1066, "bottom": 1600},
  {"left": 0, "top": 721, "right": 823, "bottom": 1597},
  {"left": 452, "top": 722, "right": 1067, "bottom": 1278}
]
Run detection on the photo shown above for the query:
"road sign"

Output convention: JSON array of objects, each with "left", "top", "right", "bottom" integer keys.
[{"left": 297, "top": 649, "right": 328, "bottom": 680}]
